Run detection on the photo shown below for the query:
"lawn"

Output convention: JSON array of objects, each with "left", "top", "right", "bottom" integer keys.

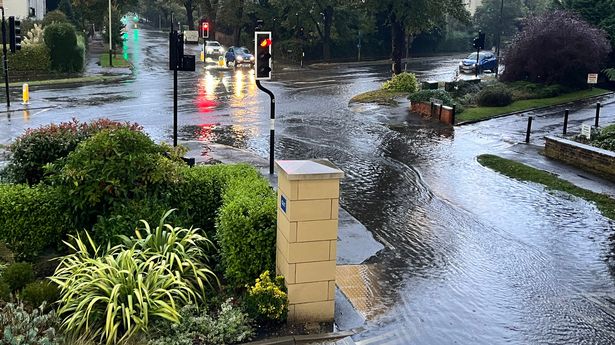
[
  {"left": 350, "top": 89, "right": 407, "bottom": 106},
  {"left": 477, "top": 154, "right": 615, "bottom": 220},
  {"left": 9, "top": 75, "right": 127, "bottom": 87},
  {"left": 99, "top": 54, "right": 131, "bottom": 68},
  {"left": 458, "top": 88, "right": 610, "bottom": 123}
]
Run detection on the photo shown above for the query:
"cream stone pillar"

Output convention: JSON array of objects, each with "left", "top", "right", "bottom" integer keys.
[{"left": 275, "top": 159, "right": 344, "bottom": 323}]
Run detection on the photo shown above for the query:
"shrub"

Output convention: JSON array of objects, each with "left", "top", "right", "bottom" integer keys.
[
  {"left": 52, "top": 232, "right": 196, "bottom": 345},
  {"left": 408, "top": 89, "right": 456, "bottom": 107},
  {"left": 23, "top": 24, "right": 45, "bottom": 45},
  {"left": 382, "top": 72, "right": 419, "bottom": 93},
  {"left": 502, "top": 11, "right": 611, "bottom": 86},
  {"left": 20, "top": 280, "right": 60, "bottom": 309},
  {"left": 0, "top": 282, "right": 10, "bottom": 301},
  {"left": 54, "top": 128, "right": 181, "bottom": 228},
  {"left": 0, "top": 184, "right": 71, "bottom": 260},
  {"left": 476, "top": 86, "right": 513, "bottom": 107},
  {"left": 148, "top": 300, "right": 254, "bottom": 345},
  {"left": 2, "top": 118, "right": 141, "bottom": 185},
  {"left": 216, "top": 176, "right": 277, "bottom": 288},
  {"left": 507, "top": 81, "right": 566, "bottom": 100},
  {"left": 44, "top": 22, "right": 83, "bottom": 73},
  {"left": 244, "top": 271, "right": 288, "bottom": 323},
  {"left": 591, "top": 124, "right": 615, "bottom": 151},
  {"left": 7, "top": 44, "right": 50, "bottom": 72},
  {"left": 0, "top": 302, "right": 62, "bottom": 344},
  {"left": 42, "top": 10, "right": 69, "bottom": 27},
  {"left": 2, "top": 263, "right": 34, "bottom": 293}
]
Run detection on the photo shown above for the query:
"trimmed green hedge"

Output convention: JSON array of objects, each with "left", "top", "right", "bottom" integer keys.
[
  {"left": 0, "top": 185, "right": 72, "bottom": 260},
  {"left": 7, "top": 44, "right": 51, "bottom": 72},
  {"left": 44, "top": 22, "right": 83, "bottom": 73}
]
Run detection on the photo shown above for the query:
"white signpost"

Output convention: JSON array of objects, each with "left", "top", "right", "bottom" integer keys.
[
  {"left": 581, "top": 123, "right": 593, "bottom": 139},
  {"left": 587, "top": 73, "right": 598, "bottom": 85},
  {"left": 184, "top": 30, "right": 199, "bottom": 43}
]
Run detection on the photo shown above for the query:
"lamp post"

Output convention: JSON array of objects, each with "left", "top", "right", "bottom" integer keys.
[
  {"left": 108, "top": 0, "right": 113, "bottom": 67},
  {"left": 495, "top": 0, "right": 504, "bottom": 77}
]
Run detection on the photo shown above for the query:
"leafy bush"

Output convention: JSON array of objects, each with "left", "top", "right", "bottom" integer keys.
[
  {"left": 0, "top": 302, "right": 62, "bottom": 344},
  {"left": 382, "top": 72, "right": 419, "bottom": 93},
  {"left": 502, "top": 11, "right": 611, "bottom": 86},
  {"left": 42, "top": 10, "right": 69, "bottom": 27},
  {"left": 476, "top": 86, "right": 513, "bottom": 107},
  {"left": 0, "top": 184, "right": 71, "bottom": 260},
  {"left": 0, "top": 282, "right": 10, "bottom": 301},
  {"left": 244, "top": 271, "right": 288, "bottom": 323},
  {"left": 44, "top": 22, "right": 84, "bottom": 73},
  {"left": 216, "top": 176, "right": 277, "bottom": 288},
  {"left": 408, "top": 89, "right": 456, "bottom": 107},
  {"left": 2, "top": 263, "right": 34, "bottom": 293},
  {"left": 20, "top": 280, "right": 60, "bottom": 309},
  {"left": 148, "top": 300, "right": 254, "bottom": 345},
  {"left": 590, "top": 124, "right": 615, "bottom": 151},
  {"left": 507, "top": 81, "right": 566, "bottom": 100},
  {"left": 118, "top": 209, "right": 219, "bottom": 301},
  {"left": 53, "top": 128, "right": 181, "bottom": 230},
  {"left": 52, "top": 232, "right": 196, "bottom": 345},
  {"left": 7, "top": 44, "right": 50, "bottom": 72},
  {"left": 2, "top": 118, "right": 141, "bottom": 185}
]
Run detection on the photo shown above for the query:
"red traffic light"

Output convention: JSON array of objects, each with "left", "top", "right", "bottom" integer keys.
[
  {"left": 259, "top": 38, "right": 272, "bottom": 48},
  {"left": 203, "top": 22, "right": 209, "bottom": 29}
]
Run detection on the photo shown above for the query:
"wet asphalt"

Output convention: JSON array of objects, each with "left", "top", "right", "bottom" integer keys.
[{"left": 2, "top": 27, "right": 615, "bottom": 344}]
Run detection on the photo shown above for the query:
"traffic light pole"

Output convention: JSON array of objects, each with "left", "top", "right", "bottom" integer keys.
[
  {"left": 256, "top": 80, "right": 275, "bottom": 175},
  {"left": 1, "top": 7, "right": 9, "bottom": 108},
  {"left": 173, "top": 68, "right": 178, "bottom": 147}
]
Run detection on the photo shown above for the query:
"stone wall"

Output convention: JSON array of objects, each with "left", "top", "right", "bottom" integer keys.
[
  {"left": 544, "top": 136, "right": 615, "bottom": 180},
  {"left": 410, "top": 102, "right": 455, "bottom": 125}
]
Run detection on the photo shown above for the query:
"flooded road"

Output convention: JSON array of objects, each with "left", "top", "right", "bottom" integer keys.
[{"left": 1, "top": 27, "right": 615, "bottom": 344}]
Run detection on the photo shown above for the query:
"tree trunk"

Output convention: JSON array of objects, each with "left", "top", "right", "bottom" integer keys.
[
  {"left": 391, "top": 14, "right": 404, "bottom": 75},
  {"left": 233, "top": 0, "right": 244, "bottom": 45},
  {"left": 323, "top": 5, "right": 333, "bottom": 61},
  {"left": 185, "top": 0, "right": 194, "bottom": 30}
]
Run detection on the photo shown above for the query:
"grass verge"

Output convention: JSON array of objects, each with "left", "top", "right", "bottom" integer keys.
[
  {"left": 458, "top": 88, "right": 610, "bottom": 123},
  {"left": 99, "top": 54, "right": 131, "bottom": 68},
  {"left": 9, "top": 75, "right": 128, "bottom": 87},
  {"left": 350, "top": 90, "right": 407, "bottom": 106},
  {"left": 477, "top": 154, "right": 615, "bottom": 220}
]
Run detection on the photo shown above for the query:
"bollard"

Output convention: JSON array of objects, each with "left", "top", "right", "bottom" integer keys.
[
  {"left": 430, "top": 101, "right": 434, "bottom": 117},
  {"left": 451, "top": 105, "right": 456, "bottom": 125},
  {"left": 525, "top": 116, "right": 533, "bottom": 144},
  {"left": 563, "top": 109, "right": 569, "bottom": 135},
  {"left": 438, "top": 104, "right": 443, "bottom": 121},
  {"left": 595, "top": 102, "right": 601, "bottom": 128},
  {"left": 22, "top": 84, "right": 29, "bottom": 105}
]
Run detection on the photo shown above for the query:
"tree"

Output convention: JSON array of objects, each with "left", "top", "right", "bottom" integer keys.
[
  {"left": 474, "top": 0, "right": 527, "bottom": 49},
  {"left": 502, "top": 11, "right": 611, "bottom": 86},
  {"left": 367, "top": 0, "right": 470, "bottom": 74}
]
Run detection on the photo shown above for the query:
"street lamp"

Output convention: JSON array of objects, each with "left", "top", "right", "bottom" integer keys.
[{"left": 108, "top": 0, "right": 112, "bottom": 67}]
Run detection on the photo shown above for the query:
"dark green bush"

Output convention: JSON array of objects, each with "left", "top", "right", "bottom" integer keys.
[
  {"left": 507, "top": 81, "right": 566, "bottom": 100},
  {"left": 0, "top": 185, "right": 71, "bottom": 260},
  {"left": 409, "top": 89, "right": 456, "bottom": 107},
  {"left": 41, "top": 10, "right": 69, "bottom": 27},
  {"left": 3, "top": 263, "right": 34, "bottom": 292},
  {"left": 55, "top": 128, "right": 182, "bottom": 228},
  {"left": 20, "top": 280, "right": 60, "bottom": 309},
  {"left": 477, "top": 86, "right": 513, "bottom": 107},
  {"left": 44, "top": 22, "right": 83, "bottom": 73},
  {"left": 216, "top": 173, "right": 276, "bottom": 288},
  {"left": 244, "top": 271, "right": 288, "bottom": 324},
  {"left": 0, "top": 282, "right": 10, "bottom": 301},
  {"left": 6, "top": 44, "right": 51, "bottom": 72}
]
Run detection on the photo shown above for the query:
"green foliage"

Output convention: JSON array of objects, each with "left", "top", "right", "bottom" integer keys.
[
  {"left": 20, "top": 280, "right": 60, "bottom": 309},
  {"left": 0, "top": 282, "right": 10, "bottom": 302},
  {"left": 506, "top": 81, "right": 566, "bottom": 100},
  {"left": 53, "top": 128, "right": 181, "bottom": 230},
  {"left": 7, "top": 44, "right": 50, "bottom": 72},
  {"left": 117, "top": 209, "right": 219, "bottom": 302},
  {"left": 382, "top": 72, "right": 419, "bottom": 93},
  {"left": 477, "top": 86, "right": 513, "bottom": 107},
  {"left": 474, "top": 0, "right": 528, "bottom": 49},
  {"left": 216, "top": 175, "right": 277, "bottom": 288},
  {"left": 148, "top": 300, "right": 254, "bottom": 345},
  {"left": 42, "top": 10, "right": 69, "bottom": 27},
  {"left": 2, "top": 263, "right": 34, "bottom": 293},
  {"left": 51, "top": 232, "right": 196, "bottom": 345},
  {"left": 590, "top": 124, "right": 615, "bottom": 151},
  {"left": 44, "top": 22, "right": 84, "bottom": 73},
  {"left": 0, "top": 302, "right": 63, "bottom": 345},
  {"left": 0, "top": 185, "right": 70, "bottom": 260},
  {"left": 245, "top": 271, "right": 288, "bottom": 323},
  {"left": 409, "top": 89, "right": 456, "bottom": 107},
  {"left": 1, "top": 118, "right": 141, "bottom": 185}
]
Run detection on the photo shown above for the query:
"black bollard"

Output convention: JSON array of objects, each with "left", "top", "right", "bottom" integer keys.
[
  {"left": 595, "top": 102, "right": 601, "bottom": 127},
  {"left": 563, "top": 109, "right": 569, "bottom": 135},
  {"left": 525, "top": 116, "right": 533, "bottom": 144}
]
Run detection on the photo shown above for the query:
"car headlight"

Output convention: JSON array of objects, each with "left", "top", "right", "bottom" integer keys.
[
  {"left": 473, "top": 63, "right": 477, "bottom": 67},
  {"left": 220, "top": 48, "right": 225, "bottom": 53},
  {"left": 459, "top": 62, "right": 463, "bottom": 66},
  {"left": 236, "top": 56, "right": 244, "bottom": 62},
  {"left": 207, "top": 48, "right": 213, "bottom": 54},
  {"left": 250, "top": 56, "right": 255, "bottom": 61}
]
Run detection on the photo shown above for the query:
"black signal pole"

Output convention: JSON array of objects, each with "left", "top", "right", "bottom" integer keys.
[
  {"left": 1, "top": 7, "right": 9, "bottom": 107},
  {"left": 495, "top": 0, "right": 504, "bottom": 77},
  {"left": 256, "top": 80, "right": 275, "bottom": 175}
]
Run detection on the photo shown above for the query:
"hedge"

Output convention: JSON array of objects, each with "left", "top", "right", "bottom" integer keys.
[
  {"left": 44, "top": 22, "right": 83, "bottom": 73},
  {"left": 7, "top": 44, "right": 51, "bottom": 72}
]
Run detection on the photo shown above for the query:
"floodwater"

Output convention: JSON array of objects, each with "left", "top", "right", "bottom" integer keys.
[{"left": 1, "top": 27, "right": 615, "bottom": 344}]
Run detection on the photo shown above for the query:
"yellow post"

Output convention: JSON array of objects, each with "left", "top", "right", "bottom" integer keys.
[
  {"left": 22, "top": 84, "right": 29, "bottom": 105},
  {"left": 218, "top": 56, "right": 225, "bottom": 67},
  {"left": 200, "top": 51, "right": 204, "bottom": 62}
]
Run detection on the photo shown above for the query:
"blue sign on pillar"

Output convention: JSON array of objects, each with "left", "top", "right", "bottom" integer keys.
[{"left": 281, "top": 195, "right": 287, "bottom": 213}]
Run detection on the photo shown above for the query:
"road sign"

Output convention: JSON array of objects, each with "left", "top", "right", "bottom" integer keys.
[
  {"left": 587, "top": 73, "right": 598, "bottom": 84},
  {"left": 581, "top": 123, "right": 593, "bottom": 139},
  {"left": 184, "top": 30, "right": 198, "bottom": 43}
]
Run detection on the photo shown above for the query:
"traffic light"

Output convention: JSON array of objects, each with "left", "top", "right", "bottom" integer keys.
[
  {"left": 255, "top": 31, "right": 272, "bottom": 80},
  {"left": 298, "top": 26, "right": 305, "bottom": 38},
  {"left": 8, "top": 16, "right": 21, "bottom": 53},
  {"left": 169, "top": 30, "right": 195, "bottom": 71},
  {"left": 202, "top": 21, "right": 209, "bottom": 38},
  {"left": 473, "top": 31, "right": 485, "bottom": 50},
  {"left": 473, "top": 37, "right": 480, "bottom": 50}
]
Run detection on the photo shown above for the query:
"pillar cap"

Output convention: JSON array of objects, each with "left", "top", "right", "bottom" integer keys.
[{"left": 275, "top": 159, "right": 344, "bottom": 181}]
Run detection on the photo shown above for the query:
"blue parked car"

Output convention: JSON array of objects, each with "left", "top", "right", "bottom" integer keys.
[
  {"left": 459, "top": 51, "right": 497, "bottom": 74},
  {"left": 225, "top": 47, "right": 255, "bottom": 68}
]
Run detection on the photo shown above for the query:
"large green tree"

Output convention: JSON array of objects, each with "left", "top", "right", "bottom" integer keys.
[{"left": 474, "top": 0, "right": 527, "bottom": 50}]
